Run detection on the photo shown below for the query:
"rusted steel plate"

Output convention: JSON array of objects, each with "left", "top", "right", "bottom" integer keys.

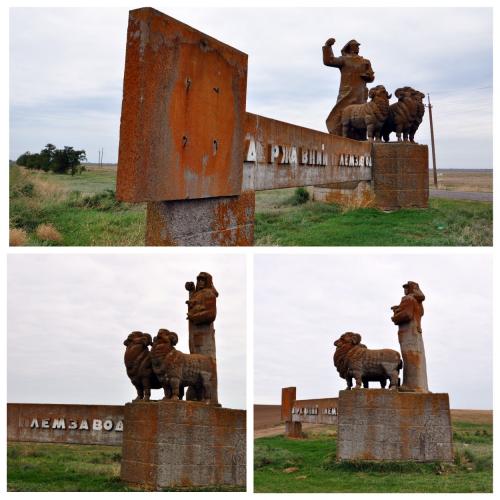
[
  {"left": 291, "top": 397, "right": 338, "bottom": 424},
  {"left": 7, "top": 403, "right": 124, "bottom": 446},
  {"left": 117, "top": 8, "right": 248, "bottom": 202},
  {"left": 243, "top": 113, "right": 373, "bottom": 191}
]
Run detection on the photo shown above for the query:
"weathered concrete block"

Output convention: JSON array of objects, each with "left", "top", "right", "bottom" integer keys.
[
  {"left": 7, "top": 403, "right": 124, "bottom": 446},
  {"left": 312, "top": 180, "right": 374, "bottom": 206},
  {"left": 120, "top": 401, "right": 246, "bottom": 490},
  {"left": 337, "top": 390, "right": 453, "bottom": 462},
  {"left": 145, "top": 190, "right": 255, "bottom": 246},
  {"left": 285, "top": 421, "right": 303, "bottom": 438},
  {"left": 372, "top": 142, "right": 429, "bottom": 209}
]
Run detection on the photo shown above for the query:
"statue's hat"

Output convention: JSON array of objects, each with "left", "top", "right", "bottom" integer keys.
[{"left": 341, "top": 39, "right": 360, "bottom": 55}]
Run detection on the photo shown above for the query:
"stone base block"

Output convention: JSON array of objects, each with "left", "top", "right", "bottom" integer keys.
[
  {"left": 285, "top": 421, "right": 303, "bottom": 438},
  {"left": 146, "top": 190, "right": 255, "bottom": 246},
  {"left": 372, "top": 142, "right": 429, "bottom": 209},
  {"left": 337, "top": 389, "right": 453, "bottom": 462},
  {"left": 312, "top": 180, "right": 374, "bottom": 207},
  {"left": 120, "top": 401, "right": 246, "bottom": 490}
]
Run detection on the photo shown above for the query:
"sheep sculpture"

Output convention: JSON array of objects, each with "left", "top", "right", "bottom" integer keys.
[
  {"left": 150, "top": 329, "right": 216, "bottom": 403},
  {"left": 341, "top": 85, "right": 392, "bottom": 142},
  {"left": 382, "top": 86, "right": 425, "bottom": 143},
  {"left": 123, "top": 331, "right": 162, "bottom": 401},
  {"left": 333, "top": 332, "right": 402, "bottom": 390}
]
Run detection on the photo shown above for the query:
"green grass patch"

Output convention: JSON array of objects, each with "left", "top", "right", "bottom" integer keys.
[
  {"left": 255, "top": 189, "right": 492, "bottom": 246},
  {"left": 47, "top": 166, "right": 117, "bottom": 194},
  {"left": 254, "top": 424, "right": 492, "bottom": 493},
  {"left": 7, "top": 442, "right": 246, "bottom": 492},
  {"left": 7, "top": 443, "right": 131, "bottom": 492},
  {"left": 10, "top": 167, "right": 493, "bottom": 246},
  {"left": 9, "top": 166, "right": 146, "bottom": 246}
]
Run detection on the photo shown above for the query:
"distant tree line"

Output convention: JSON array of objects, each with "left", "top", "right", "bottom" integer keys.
[{"left": 16, "top": 144, "right": 87, "bottom": 175}]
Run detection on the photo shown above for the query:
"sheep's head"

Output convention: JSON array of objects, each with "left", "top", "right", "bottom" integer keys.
[
  {"left": 411, "top": 90, "right": 426, "bottom": 102},
  {"left": 124, "top": 331, "right": 152, "bottom": 347},
  {"left": 153, "top": 328, "right": 179, "bottom": 348},
  {"left": 334, "top": 331, "right": 362, "bottom": 348},
  {"left": 369, "top": 85, "right": 391, "bottom": 101},
  {"left": 394, "top": 86, "right": 414, "bottom": 101}
]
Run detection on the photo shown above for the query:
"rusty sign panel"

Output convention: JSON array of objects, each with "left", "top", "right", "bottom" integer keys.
[
  {"left": 243, "top": 113, "right": 373, "bottom": 191},
  {"left": 117, "top": 8, "right": 248, "bottom": 202},
  {"left": 291, "top": 397, "right": 338, "bottom": 424},
  {"left": 8, "top": 403, "right": 124, "bottom": 446}
]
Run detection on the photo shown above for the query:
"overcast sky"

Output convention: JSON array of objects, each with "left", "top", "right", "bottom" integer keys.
[
  {"left": 9, "top": 6, "right": 492, "bottom": 168},
  {"left": 254, "top": 253, "right": 492, "bottom": 410},
  {"left": 7, "top": 254, "right": 247, "bottom": 409}
]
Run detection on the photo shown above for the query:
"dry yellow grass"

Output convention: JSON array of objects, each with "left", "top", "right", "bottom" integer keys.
[
  {"left": 35, "top": 224, "right": 62, "bottom": 242},
  {"left": 9, "top": 228, "right": 28, "bottom": 246},
  {"left": 339, "top": 191, "right": 376, "bottom": 213}
]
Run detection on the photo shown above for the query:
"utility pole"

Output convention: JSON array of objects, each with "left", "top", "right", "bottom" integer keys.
[{"left": 427, "top": 94, "right": 438, "bottom": 188}]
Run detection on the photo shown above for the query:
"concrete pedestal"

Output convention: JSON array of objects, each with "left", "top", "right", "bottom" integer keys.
[
  {"left": 371, "top": 142, "right": 429, "bottom": 209},
  {"left": 145, "top": 190, "right": 255, "bottom": 246},
  {"left": 337, "top": 389, "right": 453, "bottom": 462},
  {"left": 313, "top": 143, "right": 428, "bottom": 210},
  {"left": 120, "top": 401, "right": 246, "bottom": 489},
  {"left": 285, "top": 421, "right": 303, "bottom": 438},
  {"left": 312, "top": 180, "right": 374, "bottom": 207}
]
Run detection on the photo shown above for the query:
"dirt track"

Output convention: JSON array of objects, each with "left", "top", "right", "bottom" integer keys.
[{"left": 254, "top": 405, "right": 492, "bottom": 438}]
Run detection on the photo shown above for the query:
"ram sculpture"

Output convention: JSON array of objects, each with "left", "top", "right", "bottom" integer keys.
[
  {"left": 150, "top": 329, "right": 216, "bottom": 403},
  {"left": 340, "top": 85, "right": 392, "bottom": 142},
  {"left": 333, "top": 332, "right": 402, "bottom": 390},
  {"left": 123, "top": 331, "right": 162, "bottom": 401}
]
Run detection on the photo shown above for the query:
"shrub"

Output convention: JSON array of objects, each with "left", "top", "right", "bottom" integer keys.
[
  {"left": 9, "top": 228, "right": 28, "bottom": 246},
  {"left": 35, "top": 224, "right": 62, "bottom": 243},
  {"left": 290, "top": 187, "right": 310, "bottom": 205},
  {"left": 68, "top": 189, "right": 121, "bottom": 210},
  {"left": 254, "top": 444, "right": 300, "bottom": 470},
  {"left": 322, "top": 454, "right": 440, "bottom": 474}
]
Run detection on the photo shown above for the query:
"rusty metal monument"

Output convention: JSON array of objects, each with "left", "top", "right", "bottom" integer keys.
[
  {"left": 116, "top": 8, "right": 429, "bottom": 246},
  {"left": 335, "top": 281, "right": 453, "bottom": 462},
  {"left": 120, "top": 272, "right": 245, "bottom": 490}
]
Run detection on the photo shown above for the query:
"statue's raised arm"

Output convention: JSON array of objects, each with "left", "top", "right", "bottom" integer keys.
[{"left": 322, "top": 37, "right": 343, "bottom": 68}]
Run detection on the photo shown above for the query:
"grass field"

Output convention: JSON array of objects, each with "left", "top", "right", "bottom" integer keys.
[
  {"left": 9, "top": 165, "right": 493, "bottom": 246},
  {"left": 7, "top": 443, "right": 130, "bottom": 492},
  {"left": 254, "top": 419, "right": 493, "bottom": 493},
  {"left": 255, "top": 189, "right": 492, "bottom": 246},
  {"left": 9, "top": 166, "right": 145, "bottom": 246},
  {"left": 7, "top": 442, "right": 245, "bottom": 492}
]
